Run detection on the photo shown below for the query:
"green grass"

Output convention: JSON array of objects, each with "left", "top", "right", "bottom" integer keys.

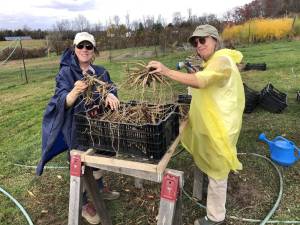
[{"left": 0, "top": 40, "right": 299, "bottom": 225}]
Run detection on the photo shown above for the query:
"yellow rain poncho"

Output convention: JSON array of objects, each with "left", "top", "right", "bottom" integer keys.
[{"left": 181, "top": 49, "right": 245, "bottom": 180}]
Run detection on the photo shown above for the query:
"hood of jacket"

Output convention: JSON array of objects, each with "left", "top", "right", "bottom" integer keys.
[
  {"left": 59, "top": 48, "right": 82, "bottom": 73},
  {"left": 212, "top": 48, "right": 243, "bottom": 64}
]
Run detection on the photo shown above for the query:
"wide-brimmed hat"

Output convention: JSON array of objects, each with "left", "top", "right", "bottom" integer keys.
[
  {"left": 188, "top": 24, "right": 220, "bottom": 45},
  {"left": 73, "top": 32, "right": 96, "bottom": 47}
]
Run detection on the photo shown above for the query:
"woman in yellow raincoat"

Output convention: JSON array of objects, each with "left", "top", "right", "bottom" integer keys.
[{"left": 147, "top": 24, "right": 245, "bottom": 225}]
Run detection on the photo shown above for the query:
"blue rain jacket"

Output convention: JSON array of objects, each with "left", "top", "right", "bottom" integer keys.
[{"left": 36, "top": 48, "right": 117, "bottom": 175}]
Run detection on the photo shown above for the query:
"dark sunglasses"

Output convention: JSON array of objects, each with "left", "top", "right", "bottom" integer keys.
[
  {"left": 193, "top": 37, "right": 207, "bottom": 47},
  {"left": 76, "top": 43, "right": 94, "bottom": 50}
]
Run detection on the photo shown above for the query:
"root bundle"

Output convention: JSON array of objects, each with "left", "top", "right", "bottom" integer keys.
[
  {"left": 82, "top": 71, "right": 114, "bottom": 105},
  {"left": 125, "top": 61, "right": 169, "bottom": 91},
  {"left": 92, "top": 103, "right": 174, "bottom": 125}
]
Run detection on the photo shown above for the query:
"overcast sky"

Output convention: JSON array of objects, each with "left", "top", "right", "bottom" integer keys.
[{"left": 0, "top": 0, "right": 253, "bottom": 30}]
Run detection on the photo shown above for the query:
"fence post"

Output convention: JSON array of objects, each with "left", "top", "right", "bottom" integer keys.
[
  {"left": 19, "top": 39, "right": 28, "bottom": 84},
  {"left": 248, "top": 22, "right": 251, "bottom": 46}
]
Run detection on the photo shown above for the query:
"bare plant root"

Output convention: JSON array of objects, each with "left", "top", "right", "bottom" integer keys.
[
  {"left": 93, "top": 103, "right": 174, "bottom": 125},
  {"left": 125, "top": 61, "right": 170, "bottom": 91},
  {"left": 78, "top": 68, "right": 175, "bottom": 127},
  {"left": 82, "top": 71, "right": 114, "bottom": 105}
]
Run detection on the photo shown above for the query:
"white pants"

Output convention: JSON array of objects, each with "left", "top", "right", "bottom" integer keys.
[{"left": 206, "top": 176, "right": 228, "bottom": 222}]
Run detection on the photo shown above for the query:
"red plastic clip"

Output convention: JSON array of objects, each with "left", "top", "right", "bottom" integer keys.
[
  {"left": 160, "top": 173, "right": 180, "bottom": 201},
  {"left": 70, "top": 155, "right": 82, "bottom": 177}
]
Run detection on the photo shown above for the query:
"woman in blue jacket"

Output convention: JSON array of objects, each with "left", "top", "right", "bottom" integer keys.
[{"left": 37, "top": 32, "right": 119, "bottom": 224}]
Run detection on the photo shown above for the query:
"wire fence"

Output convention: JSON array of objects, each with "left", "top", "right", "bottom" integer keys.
[
  {"left": 0, "top": 40, "right": 19, "bottom": 65},
  {"left": 0, "top": 39, "right": 18, "bottom": 53}
]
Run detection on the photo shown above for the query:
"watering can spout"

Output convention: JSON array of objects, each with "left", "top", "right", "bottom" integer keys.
[{"left": 258, "top": 133, "right": 271, "bottom": 144}]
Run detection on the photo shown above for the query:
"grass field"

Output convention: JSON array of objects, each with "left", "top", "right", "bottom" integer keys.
[
  {"left": 0, "top": 39, "right": 47, "bottom": 50},
  {"left": 0, "top": 40, "right": 299, "bottom": 225}
]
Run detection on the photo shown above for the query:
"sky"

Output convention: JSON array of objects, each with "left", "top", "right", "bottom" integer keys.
[{"left": 0, "top": 0, "right": 253, "bottom": 30}]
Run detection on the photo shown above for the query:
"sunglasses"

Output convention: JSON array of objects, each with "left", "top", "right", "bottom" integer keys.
[
  {"left": 193, "top": 37, "right": 207, "bottom": 47},
  {"left": 76, "top": 43, "right": 94, "bottom": 50}
]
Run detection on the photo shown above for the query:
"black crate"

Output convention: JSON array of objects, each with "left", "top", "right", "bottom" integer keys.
[
  {"left": 243, "top": 63, "right": 267, "bottom": 71},
  {"left": 177, "top": 104, "right": 190, "bottom": 119},
  {"left": 243, "top": 83, "right": 260, "bottom": 113},
  {"left": 177, "top": 94, "right": 192, "bottom": 104},
  {"left": 259, "top": 83, "right": 287, "bottom": 113},
  {"left": 74, "top": 103, "right": 179, "bottom": 160}
]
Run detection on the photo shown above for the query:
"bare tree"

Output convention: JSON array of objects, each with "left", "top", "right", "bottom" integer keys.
[
  {"left": 172, "top": 12, "right": 183, "bottom": 26},
  {"left": 73, "top": 15, "right": 91, "bottom": 31},
  {"left": 223, "top": 11, "right": 233, "bottom": 23},
  {"left": 125, "top": 13, "right": 131, "bottom": 30},
  {"left": 157, "top": 15, "right": 166, "bottom": 27},
  {"left": 54, "top": 20, "right": 71, "bottom": 33},
  {"left": 48, "top": 19, "right": 74, "bottom": 55},
  {"left": 188, "top": 8, "right": 192, "bottom": 21},
  {"left": 93, "top": 22, "right": 104, "bottom": 32},
  {"left": 113, "top": 15, "right": 120, "bottom": 27},
  {"left": 131, "top": 20, "right": 140, "bottom": 31},
  {"left": 143, "top": 16, "right": 155, "bottom": 29}
]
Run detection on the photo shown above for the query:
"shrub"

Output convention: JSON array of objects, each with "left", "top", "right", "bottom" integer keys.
[
  {"left": 222, "top": 18, "right": 295, "bottom": 44},
  {"left": 0, "top": 47, "right": 47, "bottom": 61},
  {"left": 293, "top": 17, "right": 300, "bottom": 36}
]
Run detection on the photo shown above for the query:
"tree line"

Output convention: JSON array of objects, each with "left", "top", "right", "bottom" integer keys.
[{"left": 0, "top": 0, "right": 299, "bottom": 55}]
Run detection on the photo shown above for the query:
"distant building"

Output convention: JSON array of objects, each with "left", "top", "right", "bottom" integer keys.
[{"left": 4, "top": 36, "right": 32, "bottom": 41}]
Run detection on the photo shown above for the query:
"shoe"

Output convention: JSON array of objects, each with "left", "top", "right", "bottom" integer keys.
[
  {"left": 101, "top": 187, "right": 120, "bottom": 200},
  {"left": 82, "top": 202, "right": 101, "bottom": 224},
  {"left": 194, "top": 216, "right": 224, "bottom": 225}
]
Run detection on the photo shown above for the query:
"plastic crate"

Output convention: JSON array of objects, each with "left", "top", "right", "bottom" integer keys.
[
  {"left": 74, "top": 103, "right": 179, "bottom": 160},
  {"left": 177, "top": 94, "right": 192, "bottom": 104},
  {"left": 259, "top": 83, "right": 287, "bottom": 113},
  {"left": 243, "top": 83, "right": 260, "bottom": 113},
  {"left": 243, "top": 63, "right": 267, "bottom": 71},
  {"left": 177, "top": 104, "right": 190, "bottom": 119}
]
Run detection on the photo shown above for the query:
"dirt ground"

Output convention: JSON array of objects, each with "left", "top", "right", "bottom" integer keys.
[
  {"left": 22, "top": 146, "right": 299, "bottom": 225},
  {"left": 98, "top": 150, "right": 299, "bottom": 225}
]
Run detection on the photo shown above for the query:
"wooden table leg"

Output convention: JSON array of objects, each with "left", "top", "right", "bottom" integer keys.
[
  {"left": 157, "top": 169, "right": 184, "bottom": 225},
  {"left": 83, "top": 166, "right": 112, "bottom": 225},
  {"left": 193, "top": 166, "right": 204, "bottom": 201},
  {"left": 68, "top": 155, "right": 83, "bottom": 225}
]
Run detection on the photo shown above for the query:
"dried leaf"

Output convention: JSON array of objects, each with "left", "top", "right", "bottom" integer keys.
[{"left": 27, "top": 190, "right": 35, "bottom": 197}]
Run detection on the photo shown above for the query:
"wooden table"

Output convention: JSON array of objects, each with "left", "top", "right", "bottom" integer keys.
[{"left": 68, "top": 120, "right": 187, "bottom": 225}]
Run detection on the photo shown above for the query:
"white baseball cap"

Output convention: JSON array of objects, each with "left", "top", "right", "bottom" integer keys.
[{"left": 73, "top": 32, "right": 96, "bottom": 47}]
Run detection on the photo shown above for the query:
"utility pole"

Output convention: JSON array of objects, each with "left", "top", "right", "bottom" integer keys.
[{"left": 19, "top": 38, "right": 28, "bottom": 84}]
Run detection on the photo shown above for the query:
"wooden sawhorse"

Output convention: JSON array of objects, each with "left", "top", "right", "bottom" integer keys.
[{"left": 68, "top": 120, "right": 187, "bottom": 225}]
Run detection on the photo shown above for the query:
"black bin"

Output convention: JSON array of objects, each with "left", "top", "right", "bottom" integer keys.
[
  {"left": 74, "top": 103, "right": 179, "bottom": 161},
  {"left": 259, "top": 83, "right": 287, "bottom": 113},
  {"left": 177, "top": 94, "right": 192, "bottom": 104},
  {"left": 243, "top": 63, "right": 267, "bottom": 71},
  {"left": 243, "top": 83, "right": 260, "bottom": 113}
]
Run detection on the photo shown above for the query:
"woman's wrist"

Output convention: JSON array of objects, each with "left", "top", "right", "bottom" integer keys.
[
  {"left": 165, "top": 68, "right": 174, "bottom": 78},
  {"left": 65, "top": 90, "right": 79, "bottom": 108}
]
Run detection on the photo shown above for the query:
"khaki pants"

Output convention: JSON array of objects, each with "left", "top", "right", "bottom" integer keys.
[{"left": 206, "top": 176, "right": 227, "bottom": 222}]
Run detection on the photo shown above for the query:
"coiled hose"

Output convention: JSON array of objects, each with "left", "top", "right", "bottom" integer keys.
[
  {"left": 0, "top": 164, "right": 68, "bottom": 225},
  {"left": 182, "top": 152, "right": 300, "bottom": 224},
  {"left": 0, "top": 186, "right": 34, "bottom": 225}
]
